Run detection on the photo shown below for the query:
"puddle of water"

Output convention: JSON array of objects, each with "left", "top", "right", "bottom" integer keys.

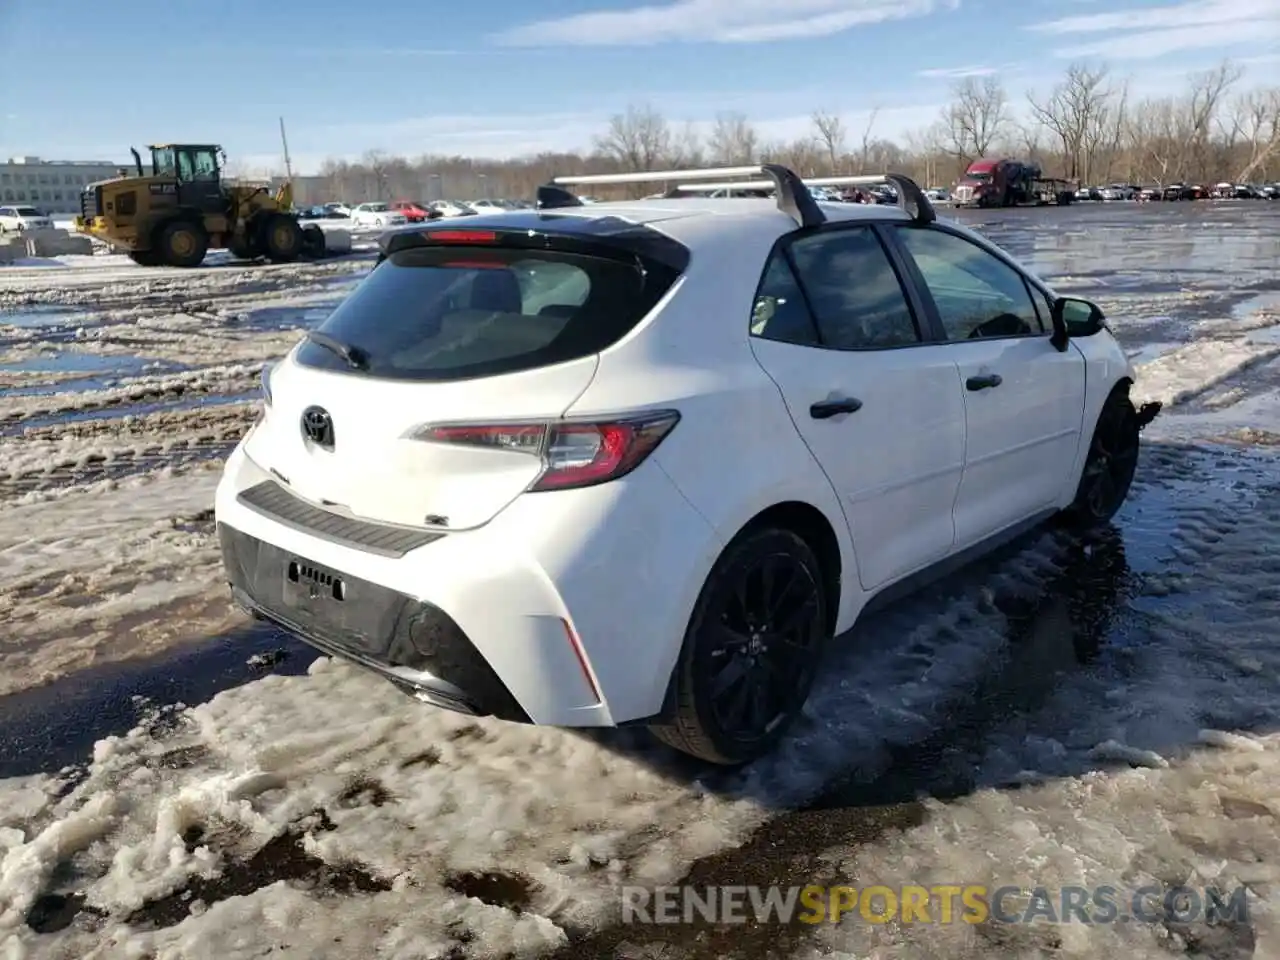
[
  {"left": 0, "top": 351, "right": 161, "bottom": 376},
  {"left": 1232, "top": 290, "right": 1280, "bottom": 321},
  {"left": 0, "top": 305, "right": 81, "bottom": 329},
  {"left": 237, "top": 301, "right": 343, "bottom": 332}
]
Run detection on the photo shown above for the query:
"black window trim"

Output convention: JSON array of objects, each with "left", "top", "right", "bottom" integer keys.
[
  {"left": 883, "top": 221, "right": 1056, "bottom": 345},
  {"left": 748, "top": 217, "right": 946, "bottom": 352}
]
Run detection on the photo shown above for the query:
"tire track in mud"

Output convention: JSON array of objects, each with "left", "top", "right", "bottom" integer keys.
[
  {"left": 0, "top": 404, "right": 255, "bottom": 499},
  {"left": 0, "top": 435, "right": 240, "bottom": 498}
]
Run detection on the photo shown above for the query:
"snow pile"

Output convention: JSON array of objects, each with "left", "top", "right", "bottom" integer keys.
[
  {"left": 1131, "top": 338, "right": 1280, "bottom": 407},
  {"left": 799, "top": 731, "right": 1280, "bottom": 959}
]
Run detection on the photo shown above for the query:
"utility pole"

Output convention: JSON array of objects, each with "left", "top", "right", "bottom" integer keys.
[{"left": 279, "top": 116, "right": 294, "bottom": 182}]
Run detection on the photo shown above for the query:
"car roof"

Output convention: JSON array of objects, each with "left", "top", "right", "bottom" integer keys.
[{"left": 383, "top": 197, "right": 913, "bottom": 246}]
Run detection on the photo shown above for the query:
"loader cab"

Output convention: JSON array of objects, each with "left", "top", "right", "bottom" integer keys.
[{"left": 148, "top": 144, "right": 226, "bottom": 214}]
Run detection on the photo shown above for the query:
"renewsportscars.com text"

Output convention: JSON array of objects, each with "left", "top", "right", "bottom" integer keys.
[{"left": 621, "top": 883, "right": 1250, "bottom": 926}]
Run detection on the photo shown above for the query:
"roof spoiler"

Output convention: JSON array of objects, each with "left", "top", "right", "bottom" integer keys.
[{"left": 537, "top": 165, "right": 935, "bottom": 227}]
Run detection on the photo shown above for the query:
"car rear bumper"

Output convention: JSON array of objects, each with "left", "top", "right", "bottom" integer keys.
[
  {"left": 214, "top": 439, "right": 722, "bottom": 727},
  {"left": 220, "top": 522, "right": 531, "bottom": 720}
]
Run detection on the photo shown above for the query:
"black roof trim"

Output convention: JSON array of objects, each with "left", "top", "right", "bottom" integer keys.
[{"left": 377, "top": 214, "right": 690, "bottom": 272}]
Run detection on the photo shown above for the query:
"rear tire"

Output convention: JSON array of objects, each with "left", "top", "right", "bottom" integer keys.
[
  {"left": 156, "top": 219, "right": 208, "bottom": 268},
  {"left": 300, "top": 224, "right": 326, "bottom": 258},
  {"left": 650, "top": 527, "right": 829, "bottom": 765},
  {"left": 259, "top": 213, "right": 304, "bottom": 263},
  {"left": 227, "top": 235, "right": 258, "bottom": 260},
  {"left": 1062, "top": 386, "right": 1140, "bottom": 528},
  {"left": 128, "top": 249, "right": 163, "bottom": 266}
]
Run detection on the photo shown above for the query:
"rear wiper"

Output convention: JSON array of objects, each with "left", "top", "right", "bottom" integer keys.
[{"left": 306, "top": 331, "right": 369, "bottom": 370}]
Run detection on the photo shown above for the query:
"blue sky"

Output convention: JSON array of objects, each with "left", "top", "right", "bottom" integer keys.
[{"left": 1, "top": 0, "right": 1277, "bottom": 172}]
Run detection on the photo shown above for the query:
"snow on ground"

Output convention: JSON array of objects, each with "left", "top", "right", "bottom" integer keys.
[
  {"left": 0, "top": 466, "right": 236, "bottom": 698},
  {"left": 1, "top": 201, "right": 1279, "bottom": 959},
  {"left": 3, "top": 444, "right": 1280, "bottom": 959}
]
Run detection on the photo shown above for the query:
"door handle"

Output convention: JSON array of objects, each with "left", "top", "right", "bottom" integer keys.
[
  {"left": 966, "top": 374, "right": 1003, "bottom": 391},
  {"left": 810, "top": 397, "right": 863, "bottom": 419}
]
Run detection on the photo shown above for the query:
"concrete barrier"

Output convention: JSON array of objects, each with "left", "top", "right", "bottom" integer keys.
[
  {"left": 23, "top": 228, "right": 94, "bottom": 257},
  {"left": 318, "top": 228, "right": 352, "bottom": 255}
]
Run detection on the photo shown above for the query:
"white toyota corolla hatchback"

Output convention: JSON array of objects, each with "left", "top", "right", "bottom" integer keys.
[{"left": 215, "top": 165, "right": 1159, "bottom": 765}]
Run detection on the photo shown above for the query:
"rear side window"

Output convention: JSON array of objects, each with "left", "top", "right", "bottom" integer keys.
[{"left": 296, "top": 245, "right": 680, "bottom": 381}]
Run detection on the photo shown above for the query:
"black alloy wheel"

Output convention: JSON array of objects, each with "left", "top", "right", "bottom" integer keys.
[
  {"left": 652, "top": 528, "right": 829, "bottom": 765},
  {"left": 1069, "top": 389, "right": 1141, "bottom": 526}
]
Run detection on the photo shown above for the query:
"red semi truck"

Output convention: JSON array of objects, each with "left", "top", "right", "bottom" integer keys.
[{"left": 952, "top": 158, "right": 1076, "bottom": 208}]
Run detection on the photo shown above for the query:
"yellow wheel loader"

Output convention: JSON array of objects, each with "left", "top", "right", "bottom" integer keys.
[{"left": 72, "top": 144, "right": 331, "bottom": 267}]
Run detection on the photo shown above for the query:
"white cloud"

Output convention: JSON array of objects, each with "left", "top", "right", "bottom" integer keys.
[
  {"left": 1029, "top": 0, "right": 1280, "bottom": 59},
  {"left": 917, "top": 65, "right": 1000, "bottom": 79},
  {"left": 1052, "top": 21, "right": 1280, "bottom": 60},
  {"left": 489, "top": 0, "right": 956, "bottom": 47}
]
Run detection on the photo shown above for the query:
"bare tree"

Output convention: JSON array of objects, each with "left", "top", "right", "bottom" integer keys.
[
  {"left": 1028, "top": 63, "right": 1115, "bottom": 182},
  {"left": 594, "top": 103, "right": 674, "bottom": 191},
  {"left": 858, "top": 107, "right": 880, "bottom": 173},
  {"left": 943, "top": 76, "right": 1010, "bottom": 161},
  {"left": 281, "top": 59, "right": 1277, "bottom": 208},
  {"left": 1178, "top": 61, "right": 1244, "bottom": 179},
  {"left": 810, "top": 110, "right": 847, "bottom": 174},
  {"left": 362, "top": 149, "right": 390, "bottom": 201},
  {"left": 1124, "top": 97, "right": 1177, "bottom": 184},
  {"left": 1230, "top": 87, "right": 1280, "bottom": 181},
  {"left": 708, "top": 112, "right": 760, "bottom": 165}
]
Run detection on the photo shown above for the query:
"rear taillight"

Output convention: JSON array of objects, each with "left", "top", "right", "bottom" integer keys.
[{"left": 408, "top": 411, "right": 680, "bottom": 491}]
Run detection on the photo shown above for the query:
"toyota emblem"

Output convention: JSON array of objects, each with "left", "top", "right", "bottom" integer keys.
[{"left": 301, "top": 406, "right": 335, "bottom": 449}]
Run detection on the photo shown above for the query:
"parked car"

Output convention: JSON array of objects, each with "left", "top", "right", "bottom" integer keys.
[
  {"left": 468, "top": 198, "right": 510, "bottom": 214},
  {"left": 0, "top": 205, "right": 55, "bottom": 232},
  {"left": 297, "top": 206, "right": 350, "bottom": 221},
  {"left": 349, "top": 203, "right": 407, "bottom": 228},
  {"left": 431, "top": 200, "right": 476, "bottom": 218},
  {"left": 324, "top": 202, "right": 353, "bottom": 217},
  {"left": 215, "top": 166, "right": 1158, "bottom": 765},
  {"left": 391, "top": 201, "right": 440, "bottom": 223}
]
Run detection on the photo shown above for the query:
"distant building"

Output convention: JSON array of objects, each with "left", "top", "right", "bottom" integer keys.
[{"left": 1, "top": 156, "right": 128, "bottom": 215}]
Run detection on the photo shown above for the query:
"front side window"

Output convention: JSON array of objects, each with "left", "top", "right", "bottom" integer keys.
[
  {"left": 152, "top": 148, "right": 176, "bottom": 177},
  {"left": 894, "top": 227, "right": 1042, "bottom": 341}
]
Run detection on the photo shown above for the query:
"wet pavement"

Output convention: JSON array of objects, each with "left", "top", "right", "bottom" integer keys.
[{"left": 3, "top": 201, "right": 1280, "bottom": 959}]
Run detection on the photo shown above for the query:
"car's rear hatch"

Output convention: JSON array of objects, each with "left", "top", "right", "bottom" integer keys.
[{"left": 243, "top": 217, "right": 687, "bottom": 531}]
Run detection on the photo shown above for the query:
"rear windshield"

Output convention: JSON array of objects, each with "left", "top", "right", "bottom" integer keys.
[{"left": 295, "top": 244, "right": 681, "bottom": 381}]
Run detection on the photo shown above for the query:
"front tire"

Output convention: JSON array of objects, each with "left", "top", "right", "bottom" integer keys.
[
  {"left": 156, "top": 219, "right": 209, "bottom": 268},
  {"left": 1063, "top": 386, "right": 1140, "bottom": 527},
  {"left": 650, "top": 527, "right": 829, "bottom": 765}
]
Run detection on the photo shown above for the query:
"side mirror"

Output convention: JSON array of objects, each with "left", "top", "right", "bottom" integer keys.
[{"left": 1049, "top": 296, "right": 1105, "bottom": 351}]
